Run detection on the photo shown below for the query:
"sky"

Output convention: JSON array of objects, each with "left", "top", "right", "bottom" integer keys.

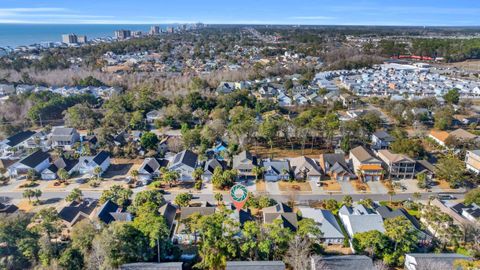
[{"left": 0, "top": 0, "right": 479, "bottom": 26}]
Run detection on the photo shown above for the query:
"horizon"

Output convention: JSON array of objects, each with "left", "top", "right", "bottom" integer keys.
[{"left": 0, "top": 0, "right": 479, "bottom": 26}]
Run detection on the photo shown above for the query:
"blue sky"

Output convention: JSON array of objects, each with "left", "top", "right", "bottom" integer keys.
[{"left": 0, "top": 0, "right": 479, "bottom": 26}]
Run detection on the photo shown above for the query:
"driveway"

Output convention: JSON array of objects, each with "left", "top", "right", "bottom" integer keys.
[
  {"left": 265, "top": 181, "right": 280, "bottom": 195},
  {"left": 367, "top": 181, "right": 388, "bottom": 194},
  {"left": 339, "top": 181, "right": 356, "bottom": 194}
]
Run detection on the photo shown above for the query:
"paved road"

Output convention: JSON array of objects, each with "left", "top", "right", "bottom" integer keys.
[{"left": 0, "top": 189, "right": 466, "bottom": 205}]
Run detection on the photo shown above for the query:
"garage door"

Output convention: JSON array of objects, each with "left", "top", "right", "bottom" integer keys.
[
  {"left": 336, "top": 175, "right": 343, "bottom": 181},
  {"left": 373, "top": 176, "right": 381, "bottom": 181},
  {"left": 365, "top": 176, "right": 372, "bottom": 182}
]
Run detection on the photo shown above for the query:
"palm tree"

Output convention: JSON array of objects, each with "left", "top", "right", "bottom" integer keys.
[
  {"left": 33, "top": 189, "right": 42, "bottom": 203},
  {"left": 192, "top": 168, "right": 204, "bottom": 181},
  {"left": 66, "top": 188, "right": 83, "bottom": 203},
  {"left": 252, "top": 166, "right": 264, "bottom": 182},
  {"left": 23, "top": 189, "right": 34, "bottom": 202},
  {"left": 214, "top": 193, "right": 223, "bottom": 205},
  {"left": 93, "top": 166, "right": 103, "bottom": 180},
  {"left": 130, "top": 169, "right": 139, "bottom": 182},
  {"left": 57, "top": 168, "right": 69, "bottom": 184},
  {"left": 388, "top": 190, "right": 396, "bottom": 204},
  {"left": 413, "top": 192, "right": 421, "bottom": 201}
]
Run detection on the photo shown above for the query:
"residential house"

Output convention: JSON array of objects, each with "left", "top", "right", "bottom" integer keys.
[
  {"left": 232, "top": 151, "right": 259, "bottom": 180},
  {"left": 319, "top": 153, "right": 355, "bottom": 181},
  {"left": 0, "top": 130, "right": 36, "bottom": 155},
  {"left": 159, "top": 202, "right": 178, "bottom": 234},
  {"left": 50, "top": 127, "right": 80, "bottom": 150},
  {"left": 226, "top": 261, "right": 285, "bottom": 270},
  {"left": 137, "top": 158, "right": 169, "bottom": 184},
  {"left": 216, "top": 82, "right": 236, "bottom": 94},
  {"left": 377, "top": 149, "right": 415, "bottom": 180},
  {"left": 428, "top": 130, "right": 449, "bottom": 147},
  {"left": 414, "top": 160, "right": 436, "bottom": 182},
  {"left": 288, "top": 156, "right": 322, "bottom": 182},
  {"left": 95, "top": 200, "right": 132, "bottom": 224},
  {"left": 173, "top": 205, "right": 216, "bottom": 244},
  {"left": 58, "top": 199, "right": 98, "bottom": 228},
  {"left": 262, "top": 203, "right": 298, "bottom": 231},
  {"left": 227, "top": 204, "right": 254, "bottom": 226},
  {"left": 371, "top": 130, "right": 394, "bottom": 150},
  {"left": 449, "top": 128, "right": 477, "bottom": 142},
  {"left": 202, "top": 158, "right": 227, "bottom": 182},
  {"left": 8, "top": 150, "right": 50, "bottom": 177},
  {"left": 262, "top": 159, "right": 290, "bottom": 181},
  {"left": 146, "top": 110, "right": 162, "bottom": 124},
  {"left": 404, "top": 253, "right": 472, "bottom": 270},
  {"left": 0, "top": 202, "right": 18, "bottom": 216},
  {"left": 310, "top": 255, "right": 374, "bottom": 270},
  {"left": 451, "top": 202, "right": 480, "bottom": 223},
  {"left": 41, "top": 157, "right": 79, "bottom": 180},
  {"left": 349, "top": 146, "right": 383, "bottom": 182},
  {"left": 338, "top": 205, "right": 385, "bottom": 239},
  {"left": 168, "top": 150, "right": 198, "bottom": 182},
  {"left": 77, "top": 151, "right": 110, "bottom": 176},
  {"left": 465, "top": 150, "right": 480, "bottom": 174},
  {"left": 298, "top": 207, "right": 345, "bottom": 244}
]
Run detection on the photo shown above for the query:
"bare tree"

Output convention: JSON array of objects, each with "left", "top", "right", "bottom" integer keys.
[{"left": 285, "top": 236, "right": 312, "bottom": 270}]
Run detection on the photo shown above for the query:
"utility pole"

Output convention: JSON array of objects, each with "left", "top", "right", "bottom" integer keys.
[
  {"left": 38, "top": 113, "right": 43, "bottom": 127},
  {"left": 157, "top": 238, "right": 160, "bottom": 263}
]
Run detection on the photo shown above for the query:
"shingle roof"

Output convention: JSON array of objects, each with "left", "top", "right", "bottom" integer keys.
[
  {"left": 120, "top": 262, "right": 183, "bottom": 270},
  {"left": 373, "top": 130, "right": 394, "bottom": 142},
  {"left": 5, "top": 130, "right": 35, "bottom": 147},
  {"left": 96, "top": 200, "right": 120, "bottom": 224},
  {"left": 58, "top": 199, "right": 97, "bottom": 224},
  {"left": 350, "top": 146, "right": 377, "bottom": 163},
  {"left": 288, "top": 156, "right": 322, "bottom": 176},
  {"left": 299, "top": 208, "right": 344, "bottom": 239},
  {"left": 92, "top": 151, "right": 109, "bottom": 166},
  {"left": 19, "top": 150, "right": 50, "bottom": 168},
  {"left": 170, "top": 150, "right": 198, "bottom": 169},
  {"left": 233, "top": 151, "right": 257, "bottom": 169},
  {"left": 159, "top": 202, "right": 177, "bottom": 229},
  {"left": 179, "top": 206, "right": 215, "bottom": 220},
  {"left": 203, "top": 158, "right": 227, "bottom": 174},
  {"left": 311, "top": 255, "right": 374, "bottom": 270},
  {"left": 449, "top": 128, "right": 477, "bottom": 140}
]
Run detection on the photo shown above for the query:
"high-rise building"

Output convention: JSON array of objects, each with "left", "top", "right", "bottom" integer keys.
[
  {"left": 77, "top": 35, "right": 88, "bottom": 44},
  {"left": 149, "top": 25, "right": 160, "bottom": 35},
  {"left": 62, "top": 34, "right": 78, "bottom": 44},
  {"left": 114, "top": 30, "right": 131, "bottom": 40}
]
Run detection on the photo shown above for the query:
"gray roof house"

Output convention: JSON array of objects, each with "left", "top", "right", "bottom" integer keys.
[
  {"left": 288, "top": 156, "right": 322, "bottom": 181},
  {"left": 338, "top": 205, "right": 385, "bottom": 238},
  {"left": 50, "top": 127, "right": 80, "bottom": 150},
  {"left": 202, "top": 158, "right": 227, "bottom": 182},
  {"left": 311, "top": 255, "right": 374, "bottom": 270},
  {"left": 9, "top": 150, "right": 50, "bottom": 177},
  {"left": 137, "top": 158, "right": 169, "bottom": 183},
  {"left": 168, "top": 150, "right": 198, "bottom": 182},
  {"left": 232, "top": 151, "right": 258, "bottom": 179},
  {"left": 319, "top": 153, "right": 355, "bottom": 181},
  {"left": 262, "top": 159, "right": 290, "bottom": 182},
  {"left": 404, "top": 253, "right": 472, "bottom": 270},
  {"left": 159, "top": 202, "right": 178, "bottom": 234},
  {"left": 298, "top": 207, "right": 345, "bottom": 244},
  {"left": 263, "top": 203, "right": 298, "bottom": 231},
  {"left": 371, "top": 130, "right": 395, "bottom": 150}
]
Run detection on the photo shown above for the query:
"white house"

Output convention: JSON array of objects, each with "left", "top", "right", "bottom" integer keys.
[
  {"left": 262, "top": 159, "right": 290, "bottom": 182},
  {"left": 168, "top": 150, "right": 198, "bottom": 182},
  {"left": 41, "top": 157, "right": 79, "bottom": 180},
  {"left": 77, "top": 151, "right": 110, "bottom": 176},
  {"left": 338, "top": 205, "right": 385, "bottom": 239},
  {"left": 8, "top": 150, "right": 50, "bottom": 177},
  {"left": 298, "top": 207, "right": 345, "bottom": 244},
  {"left": 404, "top": 253, "right": 472, "bottom": 270},
  {"left": 137, "top": 158, "right": 168, "bottom": 184}
]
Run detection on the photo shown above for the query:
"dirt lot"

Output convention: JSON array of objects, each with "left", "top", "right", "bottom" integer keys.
[
  {"left": 250, "top": 146, "right": 326, "bottom": 159},
  {"left": 322, "top": 180, "right": 342, "bottom": 192},
  {"left": 351, "top": 180, "right": 371, "bottom": 193},
  {"left": 256, "top": 181, "right": 266, "bottom": 192},
  {"left": 278, "top": 181, "right": 312, "bottom": 192}
]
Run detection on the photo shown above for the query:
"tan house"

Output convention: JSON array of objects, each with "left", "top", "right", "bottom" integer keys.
[
  {"left": 349, "top": 146, "right": 383, "bottom": 182},
  {"left": 377, "top": 149, "right": 415, "bottom": 180},
  {"left": 466, "top": 150, "right": 480, "bottom": 174}
]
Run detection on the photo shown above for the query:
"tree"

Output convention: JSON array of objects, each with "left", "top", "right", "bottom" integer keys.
[
  {"left": 352, "top": 230, "right": 391, "bottom": 259},
  {"left": 444, "top": 88, "right": 460, "bottom": 105},
  {"left": 162, "top": 170, "right": 180, "bottom": 188},
  {"left": 57, "top": 168, "right": 69, "bottom": 183},
  {"left": 128, "top": 190, "right": 165, "bottom": 214},
  {"left": 66, "top": 188, "right": 83, "bottom": 202},
  {"left": 174, "top": 193, "right": 193, "bottom": 207},
  {"left": 58, "top": 247, "right": 84, "bottom": 270},
  {"left": 94, "top": 222, "right": 153, "bottom": 269},
  {"left": 416, "top": 172, "right": 429, "bottom": 189},
  {"left": 435, "top": 153, "right": 466, "bottom": 188},
  {"left": 132, "top": 202, "right": 170, "bottom": 262},
  {"left": 388, "top": 190, "right": 396, "bottom": 204},
  {"left": 63, "top": 103, "right": 100, "bottom": 130},
  {"left": 214, "top": 193, "right": 223, "bottom": 204},
  {"left": 259, "top": 117, "right": 280, "bottom": 155},
  {"left": 71, "top": 219, "right": 100, "bottom": 256},
  {"left": 342, "top": 195, "right": 353, "bottom": 207},
  {"left": 384, "top": 216, "right": 417, "bottom": 265},
  {"left": 390, "top": 138, "right": 424, "bottom": 158},
  {"left": 99, "top": 185, "right": 133, "bottom": 207},
  {"left": 252, "top": 166, "right": 264, "bottom": 181},
  {"left": 434, "top": 106, "right": 454, "bottom": 130},
  {"left": 285, "top": 235, "right": 312, "bottom": 270},
  {"left": 23, "top": 189, "right": 35, "bottom": 202},
  {"left": 140, "top": 132, "right": 159, "bottom": 150},
  {"left": 93, "top": 166, "right": 103, "bottom": 180},
  {"left": 192, "top": 167, "right": 204, "bottom": 181},
  {"left": 464, "top": 187, "right": 480, "bottom": 205}
]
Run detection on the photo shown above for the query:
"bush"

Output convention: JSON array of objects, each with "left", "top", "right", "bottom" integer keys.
[{"left": 194, "top": 180, "right": 202, "bottom": 190}]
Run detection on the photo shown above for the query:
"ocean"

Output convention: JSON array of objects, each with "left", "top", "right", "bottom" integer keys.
[{"left": 0, "top": 24, "right": 170, "bottom": 48}]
